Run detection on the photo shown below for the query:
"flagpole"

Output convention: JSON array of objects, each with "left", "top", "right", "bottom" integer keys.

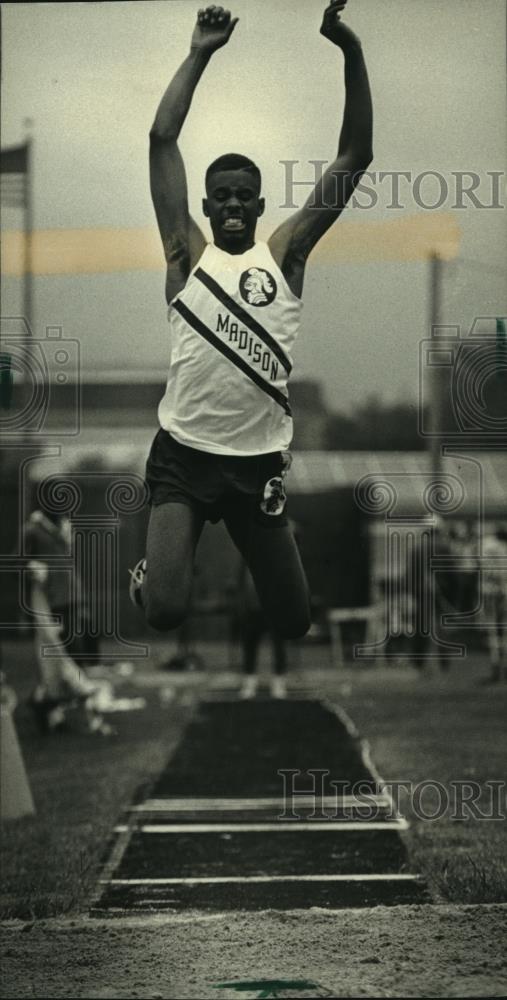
[
  {"left": 429, "top": 251, "right": 443, "bottom": 483},
  {"left": 22, "top": 123, "right": 34, "bottom": 387},
  {"left": 23, "top": 134, "right": 33, "bottom": 339},
  {"left": 20, "top": 122, "right": 34, "bottom": 444}
]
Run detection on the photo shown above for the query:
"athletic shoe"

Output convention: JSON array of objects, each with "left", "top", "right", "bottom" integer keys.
[
  {"left": 270, "top": 676, "right": 287, "bottom": 699},
  {"left": 128, "top": 558, "right": 146, "bottom": 609},
  {"left": 239, "top": 675, "right": 259, "bottom": 700}
]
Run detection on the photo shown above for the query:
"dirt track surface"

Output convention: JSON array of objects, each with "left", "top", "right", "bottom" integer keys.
[{"left": 2, "top": 904, "right": 507, "bottom": 999}]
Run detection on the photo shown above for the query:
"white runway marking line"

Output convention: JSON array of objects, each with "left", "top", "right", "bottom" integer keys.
[
  {"left": 90, "top": 823, "right": 134, "bottom": 909},
  {"left": 101, "top": 873, "right": 422, "bottom": 886},
  {"left": 324, "top": 698, "right": 407, "bottom": 826},
  {"left": 114, "top": 820, "right": 408, "bottom": 833},
  {"left": 129, "top": 795, "right": 392, "bottom": 812}
]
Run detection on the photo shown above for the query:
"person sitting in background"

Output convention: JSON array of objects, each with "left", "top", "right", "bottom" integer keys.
[
  {"left": 27, "top": 561, "right": 111, "bottom": 734},
  {"left": 23, "top": 504, "right": 101, "bottom": 668},
  {"left": 23, "top": 504, "right": 108, "bottom": 732}
]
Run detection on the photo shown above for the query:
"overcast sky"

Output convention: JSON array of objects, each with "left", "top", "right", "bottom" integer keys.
[{"left": 1, "top": 0, "right": 506, "bottom": 412}]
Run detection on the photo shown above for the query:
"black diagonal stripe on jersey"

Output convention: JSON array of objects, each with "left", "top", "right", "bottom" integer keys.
[
  {"left": 194, "top": 267, "right": 292, "bottom": 376},
  {"left": 172, "top": 299, "right": 292, "bottom": 417}
]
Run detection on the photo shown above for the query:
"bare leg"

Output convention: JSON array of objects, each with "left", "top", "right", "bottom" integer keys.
[
  {"left": 224, "top": 515, "right": 311, "bottom": 640},
  {"left": 144, "top": 502, "right": 204, "bottom": 631}
]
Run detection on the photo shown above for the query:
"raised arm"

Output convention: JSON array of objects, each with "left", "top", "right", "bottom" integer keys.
[
  {"left": 150, "top": 6, "right": 238, "bottom": 304},
  {"left": 269, "top": 0, "right": 373, "bottom": 296}
]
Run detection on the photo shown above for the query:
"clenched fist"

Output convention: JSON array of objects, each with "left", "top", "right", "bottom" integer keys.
[
  {"left": 320, "top": 1, "right": 361, "bottom": 51},
  {"left": 191, "top": 6, "right": 239, "bottom": 53}
]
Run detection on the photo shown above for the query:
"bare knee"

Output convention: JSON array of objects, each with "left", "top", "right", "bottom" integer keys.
[{"left": 145, "top": 597, "right": 188, "bottom": 632}]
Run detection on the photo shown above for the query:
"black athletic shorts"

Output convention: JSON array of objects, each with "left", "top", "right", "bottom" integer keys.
[{"left": 145, "top": 428, "right": 291, "bottom": 528}]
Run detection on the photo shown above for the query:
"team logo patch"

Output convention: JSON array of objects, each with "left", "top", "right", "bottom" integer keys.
[
  {"left": 261, "top": 476, "right": 287, "bottom": 516},
  {"left": 239, "top": 267, "right": 277, "bottom": 307}
]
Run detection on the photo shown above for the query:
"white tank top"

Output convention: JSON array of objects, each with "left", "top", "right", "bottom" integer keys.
[{"left": 158, "top": 241, "right": 303, "bottom": 456}]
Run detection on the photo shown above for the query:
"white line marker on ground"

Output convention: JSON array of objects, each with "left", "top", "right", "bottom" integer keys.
[
  {"left": 114, "top": 820, "right": 408, "bottom": 833},
  {"left": 101, "top": 873, "right": 422, "bottom": 885},
  {"left": 324, "top": 699, "right": 405, "bottom": 825},
  {"left": 129, "top": 795, "right": 391, "bottom": 812}
]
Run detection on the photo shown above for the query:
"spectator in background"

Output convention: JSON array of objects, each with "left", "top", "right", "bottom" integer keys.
[
  {"left": 235, "top": 561, "right": 289, "bottom": 700},
  {"left": 408, "top": 517, "right": 456, "bottom": 672},
  {"left": 27, "top": 561, "right": 111, "bottom": 734},
  {"left": 23, "top": 503, "right": 101, "bottom": 668},
  {"left": 22, "top": 501, "right": 109, "bottom": 732},
  {"left": 481, "top": 523, "right": 507, "bottom": 683},
  {"left": 448, "top": 520, "right": 479, "bottom": 614}
]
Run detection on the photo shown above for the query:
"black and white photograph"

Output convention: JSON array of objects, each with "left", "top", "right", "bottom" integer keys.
[{"left": 1, "top": 1, "right": 506, "bottom": 997}]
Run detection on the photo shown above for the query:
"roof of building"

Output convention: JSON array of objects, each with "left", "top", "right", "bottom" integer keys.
[{"left": 27, "top": 434, "right": 506, "bottom": 516}]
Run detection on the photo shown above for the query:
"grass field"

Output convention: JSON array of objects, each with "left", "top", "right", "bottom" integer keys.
[
  {"left": 1, "top": 637, "right": 506, "bottom": 918},
  {"left": 0, "top": 639, "right": 189, "bottom": 920},
  {"left": 337, "top": 663, "right": 507, "bottom": 904}
]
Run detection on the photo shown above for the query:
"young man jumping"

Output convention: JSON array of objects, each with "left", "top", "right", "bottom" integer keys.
[{"left": 130, "top": 1, "right": 373, "bottom": 647}]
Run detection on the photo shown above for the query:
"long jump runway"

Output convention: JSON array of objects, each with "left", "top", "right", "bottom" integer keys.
[{"left": 92, "top": 698, "right": 430, "bottom": 914}]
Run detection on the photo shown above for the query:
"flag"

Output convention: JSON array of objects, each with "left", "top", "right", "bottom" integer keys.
[
  {"left": 0, "top": 143, "right": 28, "bottom": 174},
  {"left": 1, "top": 140, "right": 33, "bottom": 353},
  {"left": 0, "top": 142, "right": 29, "bottom": 209}
]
